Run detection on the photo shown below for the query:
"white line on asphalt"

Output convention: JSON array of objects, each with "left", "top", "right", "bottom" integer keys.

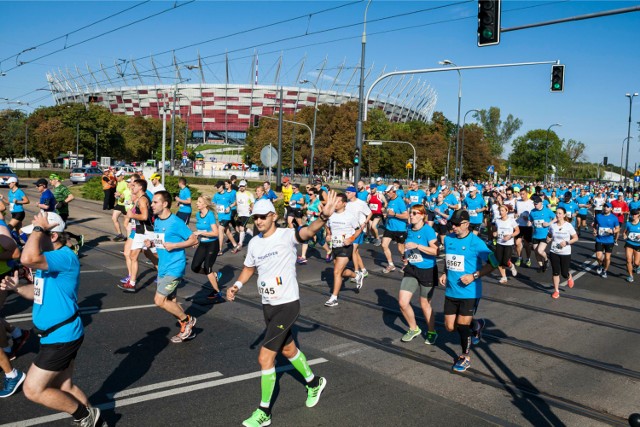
[
  {"left": 110, "top": 371, "right": 224, "bottom": 399},
  {"left": 4, "top": 304, "right": 157, "bottom": 323},
  {"left": 2, "top": 358, "right": 328, "bottom": 427},
  {"left": 80, "top": 270, "right": 104, "bottom": 273}
]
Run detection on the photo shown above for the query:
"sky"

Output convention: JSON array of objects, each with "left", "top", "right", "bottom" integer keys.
[{"left": 1, "top": 0, "right": 639, "bottom": 169}]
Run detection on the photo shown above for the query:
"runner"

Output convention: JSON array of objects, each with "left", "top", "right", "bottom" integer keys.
[
  {"left": 366, "top": 184, "right": 385, "bottom": 246},
  {"left": 529, "top": 195, "right": 557, "bottom": 272},
  {"left": 191, "top": 195, "right": 223, "bottom": 302},
  {"left": 226, "top": 196, "right": 331, "bottom": 427},
  {"left": 492, "top": 205, "right": 519, "bottom": 283},
  {"left": 34, "top": 179, "right": 56, "bottom": 212},
  {"left": 297, "top": 188, "right": 331, "bottom": 264},
  {"left": 381, "top": 186, "right": 409, "bottom": 273},
  {"left": 345, "top": 186, "right": 372, "bottom": 279},
  {"left": 174, "top": 177, "right": 192, "bottom": 224},
  {"left": 5, "top": 177, "right": 29, "bottom": 242},
  {"left": 281, "top": 177, "right": 293, "bottom": 218},
  {"left": 462, "top": 186, "right": 487, "bottom": 235},
  {"left": 404, "top": 180, "right": 426, "bottom": 207},
  {"left": 49, "top": 174, "right": 84, "bottom": 253},
  {"left": 324, "top": 193, "right": 363, "bottom": 307},
  {"left": 101, "top": 168, "right": 115, "bottom": 211},
  {"left": 111, "top": 170, "right": 129, "bottom": 241},
  {"left": 433, "top": 193, "right": 452, "bottom": 250},
  {"left": 611, "top": 193, "right": 629, "bottom": 245},
  {"left": 356, "top": 180, "right": 369, "bottom": 201},
  {"left": 398, "top": 204, "right": 439, "bottom": 345},
  {"left": 213, "top": 181, "right": 239, "bottom": 255},
  {"left": 439, "top": 210, "right": 497, "bottom": 372},
  {"left": 235, "top": 180, "right": 256, "bottom": 248},
  {"left": 593, "top": 203, "right": 620, "bottom": 279},
  {"left": 147, "top": 172, "right": 166, "bottom": 194},
  {"left": 547, "top": 206, "right": 578, "bottom": 299},
  {"left": 2, "top": 211, "right": 104, "bottom": 425},
  {"left": 146, "top": 191, "right": 198, "bottom": 343},
  {"left": 263, "top": 181, "right": 278, "bottom": 203},
  {"left": 623, "top": 209, "right": 640, "bottom": 283},
  {"left": 575, "top": 188, "right": 592, "bottom": 236},
  {"left": 514, "top": 188, "right": 535, "bottom": 267},
  {"left": 286, "top": 184, "right": 306, "bottom": 229}
]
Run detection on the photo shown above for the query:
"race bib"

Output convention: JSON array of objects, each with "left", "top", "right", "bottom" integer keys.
[
  {"left": 566, "top": 211, "right": 572, "bottom": 218},
  {"left": 369, "top": 203, "right": 378, "bottom": 211},
  {"left": 533, "top": 219, "right": 545, "bottom": 228},
  {"left": 217, "top": 205, "right": 226, "bottom": 213},
  {"left": 598, "top": 227, "right": 612, "bottom": 236},
  {"left": 445, "top": 254, "right": 464, "bottom": 272},
  {"left": 289, "top": 201, "right": 296, "bottom": 208},
  {"left": 331, "top": 234, "right": 346, "bottom": 248},
  {"left": 410, "top": 196, "right": 419, "bottom": 203},
  {"left": 629, "top": 232, "right": 640, "bottom": 242},
  {"left": 152, "top": 232, "right": 166, "bottom": 249},
  {"left": 469, "top": 209, "right": 477, "bottom": 217},
  {"left": 613, "top": 207, "right": 622, "bottom": 214},
  {"left": 407, "top": 250, "right": 424, "bottom": 264},
  {"left": 258, "top": 277, "right": 284, "bottom": 302},
  {"left": 34, "top": 276, "right": 44, "bottom": 305},
  {"left": 9, "top": 202, "right": 15, "bottom": 212}
]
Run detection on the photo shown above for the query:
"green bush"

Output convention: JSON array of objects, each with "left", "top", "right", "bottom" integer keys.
[
  {"left": 80, "top": 177, "right": 104, "bottom": 201},
  {"left": 162, "top": 176, "right": 201, "bottom": 200},
  {"left": 15, "top": 169, "right": 71, "bottom": 180}
]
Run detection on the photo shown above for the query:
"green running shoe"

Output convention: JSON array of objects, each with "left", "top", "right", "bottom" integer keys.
[
  {"left": 242, "top": 408, "right": 271, "bottom": 427},
  {"left": 525, "top": 258, "right": 532, "bottom": 267},
  {"left": 306, "top": 377, "right": 327, "bottom": 408},
  {"left": 515, "top": 258, "right": 521, "bottom": 267},
  {"left": 425, "top": 330, "right": 438, "bottom": 345},
  {"left": 401, "top": 327, "right": 422, "bottom": 342}
]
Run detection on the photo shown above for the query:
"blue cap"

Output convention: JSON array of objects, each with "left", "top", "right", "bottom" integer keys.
[
  {"left": 604, "top": 202, "right": 612, "bottom": 208},
  {"left": 345, "top": 186, "right": 357, "bottom": 193},
  {"left": 370, "top": 184, "right": 377, "bottom": 189}
]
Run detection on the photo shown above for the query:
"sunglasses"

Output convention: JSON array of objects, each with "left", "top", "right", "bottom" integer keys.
[
  {"left": 253, "top": 214, "right": 270, "bottom": 220},
  {"left": 451, "top": 221, "right": 469, "bottom": 227},
  {"left": 410, "top": 211, "right": 423, "bottom": 216}
]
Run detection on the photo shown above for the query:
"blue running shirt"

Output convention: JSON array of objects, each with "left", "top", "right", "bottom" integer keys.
[
  {"left": 152, "top": 214, "right": 193, "bottom": 278},
  {"left": 444, "top": 232, "right": 491, "bottom": 299},
  {"left": 594, "top": 213, "right": 619, "bottom": 244},
  {"left": 405, "top": 224, "right": 437, "bottom": 269}
]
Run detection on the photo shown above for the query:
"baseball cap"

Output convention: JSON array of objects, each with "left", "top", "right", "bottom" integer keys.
[
  {"left": 449, "top": 210, "right": 470, "bottom": 226},
  {"left": 282, "top": 176, "right": 290, "bottom": 183},
  {"left": 345, "top": 186, "right": 357, "bottom": 193},
  {"left": 252, "top": 199, "right": 276, "bottom": 216},
  {"left": 49, "top": 173, "right": 61, "bottom": 181},
  {"left": 34, "top": 178, "right": 48, "bottom": 187},
  {"left": 564, "top": 191, "right": 572, "bottom": 198},
  {"left": 468, "top": 185, "right": 477, "bottom": 192},
  {"left": 604, "top": 202, "right": 612, "bottom": 208},
  {"left": 531, "top": 196, "right": 543, "bottom": 204},
  {"left": 370, "top": 183, "right": 377, "bottom": 189},
  {"left": 239, "top": 180, "right": 247, "bottom": 187},
  {"left": 6, "top": 177, "right": 17, "bottom": 184},
  {"left": 21, "top": 212, "right": 66, "bottom": 234},
  {"left": 376, "top": 177, "right": 382, "bottom": 182},
  {"left": 115, "top": 170, "right": 125, "bottom": 177},
  {"left": 150, "top": 172, "right": 161, "bottom": 180}
]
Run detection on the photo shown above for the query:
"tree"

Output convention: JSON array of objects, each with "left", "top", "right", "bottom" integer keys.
[
  {"left": 474, "top": 107, "right": 522, "bottom": 157},
  {"left": 0, "top": 110, "right": 27, "bottom": 160},
  {"left": 508, "top": 129, "right": 563, "bottom": 180}
]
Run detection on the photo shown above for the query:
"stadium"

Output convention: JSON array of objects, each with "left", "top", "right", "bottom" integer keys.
[{"left": 44, "top": 54, "right": 438, "bottom": 144}]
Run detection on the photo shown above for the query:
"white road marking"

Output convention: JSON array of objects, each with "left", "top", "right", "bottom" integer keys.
[
  {"left": 2, "top": 358, "right": 328, "bottom": 427},
  {"left": 5, "top": 304, "right": 157, "bottom": 323},
  {"left": 80, "top": 269, "right": 104, "bottom": 273}
]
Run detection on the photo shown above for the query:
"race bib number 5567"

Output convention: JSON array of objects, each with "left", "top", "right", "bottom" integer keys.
[{"left": 445, "top": 254, "right": 465, "bottom": 272}]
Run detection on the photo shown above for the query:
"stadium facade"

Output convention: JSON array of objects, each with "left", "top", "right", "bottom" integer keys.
[{"left": 45, "top": 54, "right": 438, "bottom": 143}]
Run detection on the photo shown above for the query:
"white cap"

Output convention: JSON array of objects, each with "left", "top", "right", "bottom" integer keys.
[
  {"left": 239, "top": 180, "right": 247, "bottom": 186},
  {"left": 469, "top": 185, "right": 478, "bottom": 192},
  {"left": 115, "top": 170, "right": 125, "bottom": 177},
  {"left": 6, "top": 177, "right": 17, "bottom": 184},
  {"left": 376, "top": 177, "right": 382, "bottom": 182},
  {"left": 252, "top": 199, "right": 276, "bottom": 216},
  {"left": 21, "top": 212, "right": 66, "bottom": 234}
]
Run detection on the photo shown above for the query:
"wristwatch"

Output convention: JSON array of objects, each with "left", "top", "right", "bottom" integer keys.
[
  {"left": 473, "top": 272, "right": 480, "bottom": 279},
  {"left": 33, "top": 226, "right": 45, "bottom": 233}
]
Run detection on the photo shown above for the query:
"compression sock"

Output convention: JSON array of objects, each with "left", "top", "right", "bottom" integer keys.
[
  {"left": 72, "top": 404, "right": 89, "bottom": 421},
  {"left": 288, "top": 350, "right": 318, "bottom": 386},
  {"left": 260, "top": 368, "right": 276, "bottom": 411},
  {"left": 457, "top": 324, "right": 472, "bottom": 355}
]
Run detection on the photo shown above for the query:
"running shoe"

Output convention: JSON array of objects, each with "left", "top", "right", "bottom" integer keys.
[
  {"left": 425, "top": 331, "right": 438, "bottom": 345},
  {"left": 216, "top": 271, "right": 222, "bottom": 282},
  {"left": 72, "top": 244, "right": 80, "bottom": 255},
  {"left": 296, "top": 256, "right": 307, "bottom": 264},
  {"left": 361, "top": 269, "right": 369, "bottom": 278},
  {"left": 242, "top": 408, "right": 272, "bottom": 427},
  {"left": 373, "top": 239, "right": 381, "bottom": 247},
  {"left": 0, "top": 370, "right": 25, "bottom": 398},
  {"left": 401, "top": 327, "right": 422, "bottom": 342},
  {"left": 551, "top": 291, "right": 560, "bottom": 299},
  {"left": 499, "top": 277, "right": 508, "bottom": 284},
  {"left": 627, "top": 276, "right": 634, "bottom": 283},
  {"left": 452, "top": 356, "right": 471, "bottom": 373},
  {"left": 471, "top": 319, "right": 485, "bottom": 345},
  {"left": 355, "top": 271, "right": 364, "bottom": 291},
  {"left": 179, "top": 315, "right": 197, "bottom": 340},
  {"left": 117, "top": 280, "right": 136, "bottom": 293},
  {"left": 232, "top": 245, "right": 241, "bottom": 254},
  {"left": 8, "top": 330, "right": 30, "bottom": 361},
  {"left": 567, "top": 277, "right": 574, "bottom": 288},
  {"left": 635, "top": 266, "right": 640, "bottom": 274},
  {"left": 325, "top": 253, "right": 332, "bottom": 263},
  {"left": 601, "top": 271, "right": 608, "bottom": 279},
  {"left": 596, "top": 266, "right": 603, "bottom": 275},
  {"left": 515, "top": 257, "right": 522, "bottom": 267},
  {"left": 305, "top": 377, "right": 327, "bottom": 408},
  {"left": 525, "top": 258, "right": 531, "bottom": 268},
  {"left": 170, "top": 331, "right": 196, "bottom": 343},
  {"left": 614, "top": 241, "right": 619, "bottom": 246},
  {"left": 510, "top": 263, "right": 517, "bottom": 277},
  {"left": 382, "top": 264, "right": 396, "bottom": 274},
  {"left": 542, "top": 260, "right": 549, "bottom": 272},
  {"left": 120, "top": 275, "right": 130, "bottom": 284},
  {"left": 113, "top": 234, "right": 126, "bottom": 242},
  {"left": 77, "top": 406, "right": 103, "bottom": 427},
  {"left": 324, "top": 298, "right": 338, "bottom": 307},
  {"left": 78, "top": 235, "right": 85, "bottom": 248}
]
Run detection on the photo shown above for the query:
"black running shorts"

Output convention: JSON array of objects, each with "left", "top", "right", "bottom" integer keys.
[
  {"left": 34, "top": 335, "right": 84, "bottom": 372},
  {"left": 383, "top": 229, "right": 407, "bottom": 243},
  {"left": 443, "top": 297, "right": 480, "bottom": 317},
  {"left": 262, "top": 300, "right": 300, "bottom": 352},
  {"left": 595, "top": 242, "right": 614, "bottom": 253},
  {"left": 332, "top": 244, "right": 353, "bottom": 258},
  {"left": 625, "top": 242, "right": 640, "bottom": 252},
  {"left": 518, "top": 226, "right": 533, "bottom": 242},
  {"left": 11, "top": 211, "right": 25, "bottom": 221}
]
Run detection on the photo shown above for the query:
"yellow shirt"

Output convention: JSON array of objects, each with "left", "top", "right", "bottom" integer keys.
[{"left": 281, "top": 184, "right": 293, "bottom": 205}]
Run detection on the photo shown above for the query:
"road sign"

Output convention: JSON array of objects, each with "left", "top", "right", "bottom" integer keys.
[
  {"left": 635, "top": 170, "right": 640, "bottom": 176},
  {"left": 487, "top": 165, "right": 495, "bottom": 173},
  {"left": 303, "top": 159, "right": 307, "bottom": 166},
  {"left": 635, "top": 176, "right": 640, "bottom": 183},
  {"left": 182, "top": 150, "right": 188, "bottom": 156},
  {"left": 260, "top": 145, "right": 278, "bottom": 168},
  {"left": 406, "top": 162, "right": 412, "bottom": 169}
]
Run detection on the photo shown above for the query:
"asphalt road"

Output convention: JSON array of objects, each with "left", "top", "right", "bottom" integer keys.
[{"left": 2, "top": 182, "right": 639, "bottom": 426}]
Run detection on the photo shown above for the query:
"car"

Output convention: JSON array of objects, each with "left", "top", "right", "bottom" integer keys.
[
  {"left": 0, "top": 166, "right": 19, "bottom": 187},
  {"left": 70, "top": 167, "right": 103, "bottom": 184},
  {"left": 116, "top": 166, "right": 138, "bottom": 175}
]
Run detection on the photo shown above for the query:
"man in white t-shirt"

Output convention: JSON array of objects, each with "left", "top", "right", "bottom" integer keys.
[
  {"left": 235, "top": 180, "right": 255, "bottom": 247},
  {"left": 514, "top": 188, "right": 535, "bottom": 267},
  {"left": 148, "top": 173, "right": 166, "bottom": 194},
  {"left": 345, "top": 186, "right": 372, "bottom": 279},
  {"left": 227, "top": 195, "right": 337, "bottom": 427}
]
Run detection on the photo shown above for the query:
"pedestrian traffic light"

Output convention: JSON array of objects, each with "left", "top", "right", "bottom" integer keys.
[
  {"left": 354, "top": 148, "right": 360, "bottom": 165},
  {"left": 551, "top": 65, "right": 565, "bottom": 92},
  {"left": 477, "top": 0, "right": 501, "bottom": 47}
]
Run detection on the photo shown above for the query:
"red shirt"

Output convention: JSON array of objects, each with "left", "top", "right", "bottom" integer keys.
[{"left": 610, "top": 199, "right": 629, "bottom": 222}]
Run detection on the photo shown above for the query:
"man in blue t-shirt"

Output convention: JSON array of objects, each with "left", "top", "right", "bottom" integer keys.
[
  {"left": 148, "top": 191, "right": 199, "bottom": 343},
  {"left": 575, "top": 188, "right": 592, "bottom": 235},
  {"left": 462, "top": 186, "right": 486, "bottom": 234},
  {"left": 34, "top": 178, "right": 56, "bottom": 212},
  {"left": 439, "top": 210, "right": 497, "bottom": 373},
  {"left": 529, "top": 196, "right": 556, "bottom": 272},
  {"left": 2, "top": 211, "right": 103, "bottom": 425},
  {"left": 214, "top": 181, "right": 239, "bottom": 254},
  {"left": 381, "top": 187, "right": 409, "bottom": 274},
  {"left": 175, "top": 177, "right": 192, "bottom": 224},
  {"left": 404, "top": 180, "right": 427, "bottom": 207},
  {"left": 593, "top": 203, "right": 620, "bottom": 279}
]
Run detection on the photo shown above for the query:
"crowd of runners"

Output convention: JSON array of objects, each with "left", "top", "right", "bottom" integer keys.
[{"left": 1, "top": 171, "right": 639, "bottom": 426}]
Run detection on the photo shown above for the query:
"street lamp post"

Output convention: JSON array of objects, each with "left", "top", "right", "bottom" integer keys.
[
  {"left": 460, "top": 109, "right": 480, "bottom": 179},
  {"left": 621, "top": 137, "right": 632, "bottom": 183},
  {"left": 300, "top": 79, "right": 320, "bottom": 183},
  {"left": 95, "top": 130, "right": 102, "bottom": 162},
  {"left": 624, "top": 93, "right": 638, "bottom": 187},
  {"left": 354, "top": 0, "right": 373, "bottom": 185},
  {"left": 544, "top": 123, "right": 562, "bottom": 184},
  {"left": 439, "top": 60, "right": 462, "bottom": 183}
]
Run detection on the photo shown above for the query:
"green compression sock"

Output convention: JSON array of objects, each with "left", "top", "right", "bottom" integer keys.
[
  {"left": 288, "top": 349, "right": 314, "bottom": 383},
  {"left": 260, "top": 368, "right": 276, "bottom": 408}
]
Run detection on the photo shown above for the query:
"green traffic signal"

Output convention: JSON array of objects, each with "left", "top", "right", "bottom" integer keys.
[
  {"left": 550, "top": 65, "right": 565, "bottom": 92},
  {"left": 477, "top": 0, "right": 501, "bottom": 47}
]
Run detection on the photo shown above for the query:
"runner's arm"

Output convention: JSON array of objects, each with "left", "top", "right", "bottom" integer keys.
[
  {"left": 227, "top": 266, "right": 256, "bottom": 301},
  {"left": 0, "top": 270, "right": 34, "bottom": 300}
]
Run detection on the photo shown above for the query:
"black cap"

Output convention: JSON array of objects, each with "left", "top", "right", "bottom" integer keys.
[
  {"left": 34, "top": 178, "right": 48, "bottom": 187},
  {"left": 449, "top": 210, "right": 470, "bottom": 226},
  {"left": 531, "top": 196, "right": 542, "bottom": 204},
  {"left": 564, "top": 191, "right": 572, "bottom": 199}
]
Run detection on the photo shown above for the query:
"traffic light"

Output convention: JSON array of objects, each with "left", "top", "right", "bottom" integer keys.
[
  {"left": 477, "top": 0, "right": 501, "bottom": 47},
  {"left": 354, "top": 148, "right": 360, "bottom": 165},
  {"left": 603, "top": 157, "right": 608, "bottom": 166},
  {"left": 253, "top": 115, "right": 260, "bottom": 127},
  {"left": 551, "top": 65, "right": 565, "bottom": 92}
]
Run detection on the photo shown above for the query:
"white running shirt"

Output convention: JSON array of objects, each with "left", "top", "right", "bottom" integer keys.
[
  {"left": 345, "top": 198, "right": 372, "bottom": 227},
  {"left": 515, "top": 199, "right": 535, "bottom": 227},
  {"left": 494, "top": 217, "right": 518, "bottom": 246},
  {"left": 244, "top": 228, "right": 299, "bottom": 306},
  {"left": 236, "top": 190, "right": 255, "bottom": 217},
  {"left": 548, "top": 222, "right": 576, "bottom": 255},
  {"left": 327, "top": 210, "right": 360, "bottom": 248}
]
